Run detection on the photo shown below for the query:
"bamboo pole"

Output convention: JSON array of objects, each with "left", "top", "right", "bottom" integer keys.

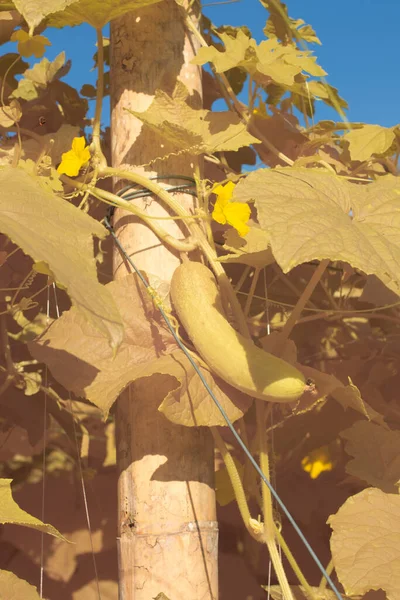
[{"left": 110, "top": 3, "right": 218, "bottom": 598}]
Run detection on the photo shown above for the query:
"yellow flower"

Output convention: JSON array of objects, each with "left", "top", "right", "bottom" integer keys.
[
  {"left": 11, "top": 30, "right": 51, "bottom": 58},
  {"left": 301, "top": 445, "right": 334, "bottom": 480},
  {"left": 57, "top": 137, "right": 91, "bottom": 177},
  {"left": 212, "top": 181, "right": 251, "bottom": 237}
]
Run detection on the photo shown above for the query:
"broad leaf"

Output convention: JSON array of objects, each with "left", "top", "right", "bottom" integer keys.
[
  {"left": 0, "top": 167, "right": 123, "bottom": 349},
  {"left": 46, "top": 0, "right": 162, "bottom": 28},
  {"left": 234, "top": 168, "right": 400, "bottom": 295},
  {"left": 218, "top": 226, "right": 274, "bottom": 268},
  {"left": 128, "top": 81, "right": 260, "bottom": 156},
  {"left": 328, "top": 488, "right": 400, "bottom": 599},
  {"left": 340, "top": 421, "right": 400, "bottom": 493},
  {"left": 29, "top": 273, "right": 178, "bottom": 418},
  {"left": 29, "top": 274, "right": 252, "bottom": 423},
  {"left": 0, "top": 570, "right": 41, "bottom": 600},
  {"left": 0, "top": 478, "right": 67, "bottom": 540},
  {"left": 266, "top": 585, "right": 338, "bottom": 600},
  {"left": 157, "top": 351, "right": 252, "bottom": 426},
  {"left": 24, "top": 51, "right": 66, "bottom": 87},
  {"left": 330, "top": 380, "right": 387, "bottom": 428},
  {"left": 12, "top": 0, "right": 78, "bottom": 30},
  {"left": 191, "top": 30, "right": 250, "bottom": 73},
  {"left": 344, "top": 124, "right": 396, "bottom": 161}
]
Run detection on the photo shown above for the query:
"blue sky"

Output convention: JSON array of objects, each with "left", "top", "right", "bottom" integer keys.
[{"left": 4, "top": 0, "right": 400, "bottom": 129}]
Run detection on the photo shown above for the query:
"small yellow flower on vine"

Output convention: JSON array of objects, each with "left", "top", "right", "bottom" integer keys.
[
  {"left": 252, "top": 102, "right": 268, "bottom": 119},
  {"left": 11, "top": 30, "right": 51, "bottom": 58},
  {"left": 301, "top": 445, "right": 334, "bottom": 480},
  {"left": 212, "top": 181, "right": 251, "bottom": 237},
  {"left": 57, "top": 137, "right": 91, "bottom": 177}
]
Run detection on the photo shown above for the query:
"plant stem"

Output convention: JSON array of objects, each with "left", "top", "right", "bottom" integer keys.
[
  {"left": 318, "top": 559, "right": 334, "bottom": 590},
  {"left": 256, "top": 400, "right": 294, "bottom": 600},
  {"left": 212, "top": 427, "right": 262, "bottom": 541},
  {"left": 244, "top": 267, "right": 260, "bottom": 318},
  {"left": 274, "top": 259, "right": 330, "bottom": 354},
  {"left": 99, "top": 166, "right": 251, "bottom": 337},
  {"left": 274, "top": 525, "right": 318, "bottom": 600},
  {"left": 182, "top": 12, "right": 294, "bottom": 167},
  {"left": 92, "top": 28, "right": 107, "bottom": 169}
]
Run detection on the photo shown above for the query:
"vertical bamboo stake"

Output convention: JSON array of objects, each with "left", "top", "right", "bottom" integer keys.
[{"left": 110, "top": 2, "right": 218, "bottom": 598}]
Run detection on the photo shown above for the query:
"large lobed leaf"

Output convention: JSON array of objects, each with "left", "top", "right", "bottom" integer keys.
[
  {"left": 10, "top": 0, "right": 78, "bottom": 30},
  {"left": 3, "top": 0, "right": 162, "bottom": 30},
  {"left": 234, "top": 168, "right": 400, "bottom": 295},
  {"left": 329, "top": 487, "right": 400, "bottom": 599},
  {"left": 343, "top": 124, "right": 396, "bottom": 162},
  {"left": 0, "top": 167, "right": 123, "bottom": 349},
  {"left": 340, "top": 421, "right": 400, "bottom": 493},
  {"left": 46, "top": 0, "right": 163, "bottom": 28},
  {"left": 29, "top": 273, "right": 251, "bottom": 424},
  {"left": 192, "top": 33, "right": 326, "bottom": 88},
  {"left": 128, "top": 81, "right": 260, "bottom": 157}
]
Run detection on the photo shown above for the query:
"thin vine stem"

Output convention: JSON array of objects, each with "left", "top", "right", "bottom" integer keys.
[
  {"left": 98, "top": 166, "right": 251, "bottom": 337},
  {"left": 256, "top": 400, "right": 294, "bottom": 600},
  {"left": 91, "top": 28, "right": 107, "bottom": 169}
]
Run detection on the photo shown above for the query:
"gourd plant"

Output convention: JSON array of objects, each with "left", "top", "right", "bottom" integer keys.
[{"left": 0, "top": 0, "right": 399, "bottom": 598}]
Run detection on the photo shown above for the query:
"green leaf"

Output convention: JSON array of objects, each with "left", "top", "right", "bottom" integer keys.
[
  {"left": 0, "top": 166, "right": 123, "bottom": 350},
  {"left": 191, "top": 30, "right": 250, "bottom": 73},
  {"left": 0, "top": 570, "right": 41, "bottom": 600},
  {"left": 307, "top": 81, "right": 348, "bottom": 111},
  {"left": 128, "top": 81, "right": 260, "bottom": 157},
  {"left": 29, "top": 273, "right": 178, "bottom": 418},
  {"left": 218, "top": 226, "right": 274, "bottom": 268},
  {"left": 0, "top": 52, "right": 28, "bottom": 89},
  {"left": 157, "top": 352, "right": 252, "bottom": 426},
  {"left": 46, "top": 0, "right": 162, "bottom": 28},
  {"left": 12, "top": 0, "right": 78, "bottom": 31},
  {"left": 24, "top": 51, "right": 66, "bottom": 87},
  {"left": 0, "top": 478, "right": 67, "bottom": 540},
  {"left": 266, "top": 585, "right": 337, "bottom": 600},
  {"left": 255, "top": 39, "right": 326, "bottom": 87},
  {"left": 340, "top": 421, "right": 400, "bottom": 493},
  {"left": 29, "top": 274, "right": 252, "bottom": 422},
  {"left": 328, "top": 488, "right": 400, "bottom": 598},
  {"left": 344, "top": 124, "right": 396, "bottom": 161},
  {"left": 234, "top": 168, "right": 400, "bottom": 296},
  {"left": 80, "top": 83, "right": 96, "bottom": 98}
]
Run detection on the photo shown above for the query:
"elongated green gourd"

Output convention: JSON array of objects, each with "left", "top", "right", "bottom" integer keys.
[{"left": 170, "top": 261, "right": 306, "bottom": 403}]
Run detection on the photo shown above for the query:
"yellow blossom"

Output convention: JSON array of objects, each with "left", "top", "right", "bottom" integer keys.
[
  {"left": 301, "top": 445, "right": 334, "bottom": 480},
  {"left": 57, "top": 137, "right": 91, "bottom": 177},
  {"left": 11, "top": 30, "right": 51, "bottom": 58},
  {"left": 212, "top": 181, "right": 251, "bottom": 237}
]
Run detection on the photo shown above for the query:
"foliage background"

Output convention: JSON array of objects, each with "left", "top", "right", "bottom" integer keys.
[{"left": 0, "top": 1, "right": 399, "bottom": 599}]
